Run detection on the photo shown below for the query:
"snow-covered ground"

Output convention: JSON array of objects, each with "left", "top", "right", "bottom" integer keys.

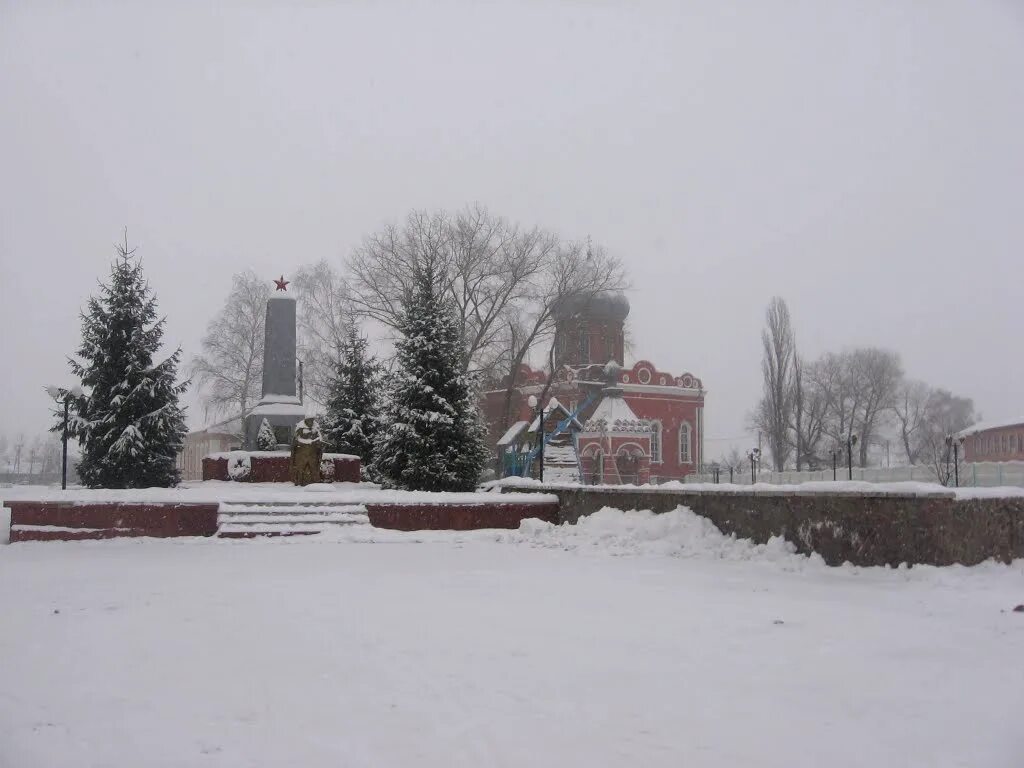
[{"left": 1, "top": 507, "right": 1022, "bottom": 767}]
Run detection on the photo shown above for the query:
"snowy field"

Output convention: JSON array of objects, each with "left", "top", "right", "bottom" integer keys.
[{"left": 1, "top": 507, "right": 1023, "bottom": 768}]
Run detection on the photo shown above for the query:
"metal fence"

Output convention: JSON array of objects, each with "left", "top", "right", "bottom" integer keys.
[{"left": 683, "top": 461, "right": 1024, "bottom": 488}]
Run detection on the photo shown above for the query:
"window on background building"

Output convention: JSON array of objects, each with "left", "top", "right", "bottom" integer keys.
[
  {"left": 650, "top": 421, "right": 662, "bottom": 463},
  {"left": 578, "top": 332, "right": 590, "bottom": 363},
  {"left": 679, "top": 422, "right": 692, "bottom": 464}
]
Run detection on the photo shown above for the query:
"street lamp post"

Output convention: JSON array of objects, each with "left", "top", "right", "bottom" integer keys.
[
  {"left": 945, "top": 434, "right": 966, "bottom": 487},
  {"left": 747, "top": 447, "right": 761, "bottom": 485},
  {"left": 845, "top": 434, "right": 858, "bottom": 481},
  {"left": 46, "top": 385, "right": 84, "bottom": 490},
  {"left": 830, "top": 446, "right": 841, "bottom": 481},
  {"left": 527, "top": 395, "right": 545, "bottom": 483}
]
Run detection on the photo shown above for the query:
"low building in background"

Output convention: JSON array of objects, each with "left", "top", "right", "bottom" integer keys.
[
  {"left": 960, "top": 419, "right": 1024, "bottom": 463},
  {"left": 177, "top": 416, "right": 243, "bottom": 482}
]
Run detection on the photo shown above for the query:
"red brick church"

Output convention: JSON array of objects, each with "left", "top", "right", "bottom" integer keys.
[{"left": 482, "top": 292, "right": 705, "bottom": 484}]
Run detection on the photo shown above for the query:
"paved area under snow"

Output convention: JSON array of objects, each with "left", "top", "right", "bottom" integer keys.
[{"left": 1, "top": 508, "right": 1022, "bottom": 767}]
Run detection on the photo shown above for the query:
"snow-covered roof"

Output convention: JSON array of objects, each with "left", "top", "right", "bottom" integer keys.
[
  {"left": 528, "top": 401, "right": 583, "bottom": 432},
  {"left": 957, "top": 419, "right": 1024, "bottom": 437},
  {"left": 248, "top": 402, "right": 307, "bottom": 418},
  {"left": 582, "top": 394, "right": 651, "bottom": 433},
  {"left": 497, "top": 420, "right": 529, "bottom": 447},
  {"left": 189, "top": 414, "right": 244, "bottom": 438}
]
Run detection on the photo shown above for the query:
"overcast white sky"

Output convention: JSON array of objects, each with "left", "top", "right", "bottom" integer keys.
[{"left": 2, "top": 1, "right": 1022, "bottom": 457}]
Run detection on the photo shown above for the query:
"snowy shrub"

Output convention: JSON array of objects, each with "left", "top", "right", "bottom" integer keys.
[
  {"left": 256, "top": 418, "right": 277, "bottom": 451},
  {"left": 319, "top": 458, "right": 336, "bottom": 482}
]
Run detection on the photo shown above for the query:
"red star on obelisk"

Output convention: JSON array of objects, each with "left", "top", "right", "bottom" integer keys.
[{"left": 273, "top": 275, "right": 289, "bottom": 292}]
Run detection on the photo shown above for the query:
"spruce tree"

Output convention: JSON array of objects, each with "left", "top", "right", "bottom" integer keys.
[
  {"left": 64, "top": 237, "right": 188, "bottom": 488},
  {"left": 323, "top": 326, "right": 382, "bottom": 463},
  {"left": 372, "top": 261, "right": 488, "bottom": 491},
  {"left": 256, "top": 418, "right": 277, "bottom": 451}
]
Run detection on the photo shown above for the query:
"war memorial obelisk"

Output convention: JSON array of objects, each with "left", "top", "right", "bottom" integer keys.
[{"left": 244, "top": 275, "right": 305, "bottom": 448}]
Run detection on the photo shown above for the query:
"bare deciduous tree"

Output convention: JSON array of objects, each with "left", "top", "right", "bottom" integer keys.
[
  {"left": 812, "top": 348, "right": 902, "bottom": 467},
  {"left": 495, "top": 240, "right": 626, "bottom": 431},
  {"left": 291, "top": 260, "right": 353, "bottom": 406},
  {"left": 346, "top": 206, "right": 626, "bottom": 431},
  {"left": 190, "top": 270, "right": 268, "bottom": 420},
  {"left": 892, "top": 379, "right": 934, "bottom": 465},
  {"left": 12, "top": 433, "right": 26, "bottom": 473},
  {"left": 920, "top": 390, "right": 976, "bottom": 484},
  {"left": 850, "top": 347, "right": 903, "bottom": 466},
  {"left": 790, "top": 355, "right": 828, "bottom": 469},
  {"left": 347, "top": 206, "right": 614, "bottom": 380},
  {"left": 714, "top": 447, "right": 746, "bottom": 476}
]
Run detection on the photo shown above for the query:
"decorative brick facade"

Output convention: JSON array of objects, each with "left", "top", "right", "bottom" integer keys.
[{"left": 482, "top": 292, "right": 705, "bottom": 484}]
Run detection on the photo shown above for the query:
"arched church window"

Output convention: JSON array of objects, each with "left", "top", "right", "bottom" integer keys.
[
  {"left": 679, "top": 421, "right": 692, "bottom": 464},
  {"left": 578, "top": 331, "right": 590, "bottom": 363},
  {"left": 650, "top": 420, "right": 662, "bottom": 463}
]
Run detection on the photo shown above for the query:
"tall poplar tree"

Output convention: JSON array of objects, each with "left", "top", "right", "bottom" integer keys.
[{"left": 64, "top": 237, "right": 188, "bottom": 488}]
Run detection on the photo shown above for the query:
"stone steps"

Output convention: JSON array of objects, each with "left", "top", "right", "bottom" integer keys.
[{"left": 216, "top": 501, "right": 369, "bottom": 538}]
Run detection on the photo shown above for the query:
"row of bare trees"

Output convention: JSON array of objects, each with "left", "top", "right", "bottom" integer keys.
[
  {"left": 190, "top": 205, "right": 626, "bottom": 430},
  {"left": 752, "top": 297, "right": 976, "bottom": 478},
  {"left": 0, "top": 432, "right": 62, "bottom": 476}
]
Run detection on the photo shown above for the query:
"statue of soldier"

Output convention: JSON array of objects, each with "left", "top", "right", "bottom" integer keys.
[{"left": 290, "top": 417, "right": 325, "bottom": 486}]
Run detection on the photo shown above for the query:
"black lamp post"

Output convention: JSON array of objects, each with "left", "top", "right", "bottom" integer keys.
[
  {"left": 845, "top": 434, "right": 858, "bottom": 480},
  {"left": 945, "top": 434, "right": 965, "bottom": 487},
  {"left": 747, "top": 447, "right": 761, "bottom": 484},
  {"left": 528, "top": 395, "right": 544, "bottom": 482},
  {"left": 830, "top": 446, "right": 841, "bottom": 481},
  {"left": 46, "top": 385, "right": 83, "bottom": 490}
]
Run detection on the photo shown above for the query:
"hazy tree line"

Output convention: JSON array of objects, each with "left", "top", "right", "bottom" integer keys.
[
  {"left": 751, "top": 297, "right": 976, "bottom": 479},
  {"left": 0, "top": 432, "right": 63, "bottom": 477},
  {"left": 190, "top": 205, "right": 626, "bottom": 435}
]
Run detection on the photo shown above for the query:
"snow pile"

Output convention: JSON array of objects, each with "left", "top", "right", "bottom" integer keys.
[{"left": 511, "top": 505, "right": 825, "bottom": 568}]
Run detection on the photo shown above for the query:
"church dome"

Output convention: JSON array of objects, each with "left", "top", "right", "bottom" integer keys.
[{"left": 555, "top": 291, "right": 630, "bottom": 322}]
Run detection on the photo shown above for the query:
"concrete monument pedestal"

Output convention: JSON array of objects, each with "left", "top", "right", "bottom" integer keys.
[{"left": 244, "top": 280, "right": 305, "bottom": 449}]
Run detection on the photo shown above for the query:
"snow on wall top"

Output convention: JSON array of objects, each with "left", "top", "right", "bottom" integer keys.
[
  {"left": 206, "top": 450, "right": 360, "bottom": 461},
  {"left": 482, "top": 477, "right": 1024, "bottom": 499},
  {"left": 0, "top": 482, "right": 559, "bottom": 506}
]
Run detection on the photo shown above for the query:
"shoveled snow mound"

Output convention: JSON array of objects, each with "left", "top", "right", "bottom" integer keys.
[{"left": 512, "top": 506, "right": 824, "bottom": 567}]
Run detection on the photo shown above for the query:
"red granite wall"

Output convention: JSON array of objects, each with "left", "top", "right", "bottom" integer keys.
[{"left": 7, "top": 502, "right": 219, "bottom": 542}]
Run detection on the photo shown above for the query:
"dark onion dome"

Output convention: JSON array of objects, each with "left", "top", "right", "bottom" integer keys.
[{"left": 554, "top": 290, "right": 630, "bottom": 321}]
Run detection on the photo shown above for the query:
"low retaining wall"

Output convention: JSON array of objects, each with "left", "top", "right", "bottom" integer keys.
[
  {"left": 202, "top": 454, "right": 360, "bottom": 483},
  {"left": 5, "top": 497, "right": 560, "bottom": 541},
  {"left": 367, "top": 501, "right": 559, "bottom": 531},
  {"left": 501, "top": 485, "right": 1024, "bottom": 567},
  {"left": 7, "top": 502, "right": 219, "bottom": 542}
]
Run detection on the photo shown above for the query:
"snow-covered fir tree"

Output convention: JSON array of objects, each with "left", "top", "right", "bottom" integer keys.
[
  {"left": 63, "top": 238, "right": 188, "bottom": 488},
  {"left": 372, "top": 261, "right": 488, "bottom": 491},
  {"left": 256, "top": 418, "right": 277, "bottom": 451},
  {"left": 323, "top": 326, "right": 382, "bottom": 464}
]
